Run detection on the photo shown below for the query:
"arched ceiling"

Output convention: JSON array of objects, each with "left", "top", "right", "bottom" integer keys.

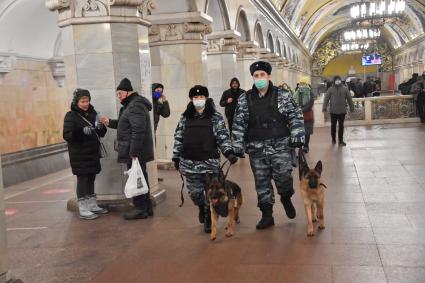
[
  {"left": 272, "top": 0, "right": 425, "bottom": 53},
  {"left": 0, "top": 0, "right": 61, "bottom": 58}
]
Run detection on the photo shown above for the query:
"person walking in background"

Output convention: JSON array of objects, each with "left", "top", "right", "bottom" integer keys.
[
  {"left": 63, "top": 88, "right": 108, "bottom": 220},
  {"left": 322, "top": 75, "right": 354, "bottom": 146},
  {"left": 152, "top": 83, "right": 170, "bottom": 133},
  {"left": 219, "top": 78, "right": 245, "bottom": 132},
  {"left": 293, "top": 76, "right": 315, "bottom": 153},
  {"left": 280, "top": 82, "right": 293, "bottom": 95},
  {"left": 101, "top": 78, "right": 155, "bottom": 220}
]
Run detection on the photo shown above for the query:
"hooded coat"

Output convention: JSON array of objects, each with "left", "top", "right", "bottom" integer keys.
[
  {"left": 63, "top": 103, "right": 107, "bottom": 175},
  {"left": 219, "top": 78, "right": 245, "bottom": 122},
  {"left": 108, "top": 93, "right": 154, "bottom": 163},
  {"left": 152, "top": 83, "right": 170, "bottom": 131}
]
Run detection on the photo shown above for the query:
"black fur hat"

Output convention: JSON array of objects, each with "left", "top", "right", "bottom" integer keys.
[
  {"left": 250, "top": 61, "right": 272, "bottom": 76},
  {"left": 189, "top": 85, "right": 209, "bottom": 98}
]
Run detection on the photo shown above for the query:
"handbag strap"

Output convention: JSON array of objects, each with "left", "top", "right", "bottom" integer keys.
[{"left": 77, "top": 113, "right": 101, "bottom": 142}]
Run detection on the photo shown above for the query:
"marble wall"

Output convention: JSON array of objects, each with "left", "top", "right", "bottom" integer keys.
[
  {"left": 151, "top": 43, "right": 208, "bottom": 160},
  {"left": 0, "top": 157, "right": 9, "bottom": 282},
  {"left": 0, "top": 58, "right": 69, "bottom": 154}
]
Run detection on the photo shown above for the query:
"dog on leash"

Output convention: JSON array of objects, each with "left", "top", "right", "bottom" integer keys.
[
  {"left": 299, "top": 153, "right": 326, "bottom": 237},
  {"left": 206, "top": 173, "right": 243, "bottom": 241}
]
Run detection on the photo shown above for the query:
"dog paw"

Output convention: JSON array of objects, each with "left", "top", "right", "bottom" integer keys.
[
  {"left": 210, "top": 236, "right": 216, "bottom": 241},
  {"left": 235, "top": 219, "right": 240, "bottom": 224},
  {"left": 312, "top": 218, "right": 318, "bottom": 223},
  {"left": 318, "top": 225, "right": 325, "bottom": 230},
  {"left": 225, "top": 232, "right": 233, "bottom": 238},
  {"left": 307, "top": 231, "right": 315, "bottom": 237}
]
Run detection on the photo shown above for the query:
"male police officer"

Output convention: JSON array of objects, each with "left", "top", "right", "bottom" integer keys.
[
  {"left": 232, "top": 61, "right": 305, "bottom": 229},
  {"left": 173, "top": 85, "right": 238, "bottom": 233}
]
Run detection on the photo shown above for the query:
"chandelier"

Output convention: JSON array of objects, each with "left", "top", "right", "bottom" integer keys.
[
  {"left": 341, "top": 42, "right": 370, "bottom": 52},
  {"left": 351, "top": 1, "right": 406, "bottom": 19},
  {"left": 343, "top": 28, "right": 380, "bottom": 41}
]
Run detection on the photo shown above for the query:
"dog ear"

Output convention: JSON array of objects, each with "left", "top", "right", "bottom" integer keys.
[
  {"left": 314, "top": 160, "right": 323, "bottom": 176},
  {"left": 301, "top": 163, "right": 310, "bottom": 177}
]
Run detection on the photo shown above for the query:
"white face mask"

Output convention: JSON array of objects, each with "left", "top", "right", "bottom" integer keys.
[
  {"left": 335, "top": 80, "right": 342, "bottom": 85},
  {"left": 193, "top": 99, "right": 206, "bottom": 109}
]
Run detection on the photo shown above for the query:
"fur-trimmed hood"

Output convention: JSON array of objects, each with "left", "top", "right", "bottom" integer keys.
[{"left": 183, "top": 98, "right": 216, "bottom": 119}]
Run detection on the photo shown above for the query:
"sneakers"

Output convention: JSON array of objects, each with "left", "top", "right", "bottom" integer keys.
[
  {"left": 332, "top": 139, "right": 336, "bottom": 145},
  {"left": 124, "top": 208, "right": 149, "bottom": 220},
  {"left": 78, "top": 198, "right": 98, "bottom": 220},
  {"left": 256, "top": 203, "right": 275, "bottom": 230},
  {"left": 339, "top": 141, "right": 347, "bottom": 146},
  {"left": 86, "top": 195, "right": 109, "bottom": 214},
  {"left": 281, "top": 196, "right": 296, "bottom": 219}
]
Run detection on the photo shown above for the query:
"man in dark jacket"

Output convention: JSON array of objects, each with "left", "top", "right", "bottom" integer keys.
[
  {"left": 322, "top": 75, "right": 354, "bottom": 146},
  {"left": 152, "top": 83, "right": 170, "bottom": 132},
  {"left": 63, "top": 89, "right": 108, "bottom": 219},
  {"left": 101, "top": 78, "right": 155, "bottom": 220},
  {"left": 219, "top": 78, "right": 245, "bottom": 132}
]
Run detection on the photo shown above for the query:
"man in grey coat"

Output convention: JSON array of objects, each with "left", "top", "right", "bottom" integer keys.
[{"left": 322, "top": 75, "right": 354, "bottom": 146}]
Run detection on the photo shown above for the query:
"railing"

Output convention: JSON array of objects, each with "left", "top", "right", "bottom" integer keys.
[{"left": 315, "top": 95, "right": 419, "bottom": 127}]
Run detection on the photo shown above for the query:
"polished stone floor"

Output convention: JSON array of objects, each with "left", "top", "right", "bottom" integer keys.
[{"left": 4, "top": 124, "right": 425, "bottom": 283}]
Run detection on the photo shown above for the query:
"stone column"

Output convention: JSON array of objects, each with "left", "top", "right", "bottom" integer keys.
[
  {"left": 0, "top": 157, "right": 9, "bottom": 283},
  {"left": 236, "top": 41, "right": 258, "bottom": 91},
  {"left": 46, "top": 0, "right": 164, "bottom": 203},
  {"left": 206, "top": 30, "right": 240, "bottom": 117},
  {"left": 148, "top": 12, "right": 212, "bottom": 161}
]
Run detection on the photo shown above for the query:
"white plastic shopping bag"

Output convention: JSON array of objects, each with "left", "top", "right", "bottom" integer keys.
[{"left": 124, "top": 158, "right": 148, "bottom": 198}]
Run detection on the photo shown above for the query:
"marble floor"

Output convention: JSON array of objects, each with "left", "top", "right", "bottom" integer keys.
[{"left": 4, "top": 123, "right": 425, "bottom": 283}]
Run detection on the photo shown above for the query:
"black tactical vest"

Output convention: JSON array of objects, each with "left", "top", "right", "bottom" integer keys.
[
  {"left": 182, "top": 117, "right": 220, "bottom": 161},
  {"left": 246, "top": 87, "right": 290, "bottom": 142}
]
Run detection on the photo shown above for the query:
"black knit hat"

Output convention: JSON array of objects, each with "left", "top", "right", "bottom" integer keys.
[
  {"left": 72, "top": 88, "right": 91, "bottom": 105},
  {"left": 250, "top": 61, "right": 272, "bottom": 76},
  {"left": 116, "top": 78, "right": 133, "bottom": 92},
  {"left": 189, "top": 85, "right": 209, "bottom": 98}
]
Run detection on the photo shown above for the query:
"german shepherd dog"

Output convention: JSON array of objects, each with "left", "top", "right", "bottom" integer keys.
[
  {"left": 299, "top": 152, "right": 326, "bottom": 237},
  {"left": 206, "top": 172, "right": 243, "bottom": 241}
]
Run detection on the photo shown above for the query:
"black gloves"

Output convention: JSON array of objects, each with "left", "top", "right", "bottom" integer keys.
[
  {"left": 172, "top": 158, "right": 180, "bottom": 170},
  {"left": 227, "top": 154, "right": 238, "bottom": 165}
]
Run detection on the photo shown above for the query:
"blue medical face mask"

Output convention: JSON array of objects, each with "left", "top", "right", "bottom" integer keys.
[{"left": 153, "top": 91, "right": 161, "bottom": 99}]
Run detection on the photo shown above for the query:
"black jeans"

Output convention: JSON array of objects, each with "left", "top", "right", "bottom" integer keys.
[
  {"left": 330, "top": 113, "right": 346, "bottom": 142},
  {"left": 76, "top": 174, "right": 96, "bottom": 199},
  {"left": 126, "top": 161, "right": 150, "bottom": 209}
]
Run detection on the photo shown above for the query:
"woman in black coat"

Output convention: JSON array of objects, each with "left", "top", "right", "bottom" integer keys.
[{"left": 63, "top": 89, "right": 108, "bottom": 220}]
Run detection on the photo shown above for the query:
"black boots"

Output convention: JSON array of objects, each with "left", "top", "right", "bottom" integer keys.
[
  {"left": 198, "top": 204, "right": 205, "bottom": 224},
  {"left": 281, "top": 196, "right": 296, "bottom": 219},
  {"left": 124, "top": 208, "right": 148, "bottom": 220},
  {"left": 256, "top": 203, "right": 275, "bottom": 230},
  {"left": 204, "top": 205, "right": 211, "bottom": 233}
]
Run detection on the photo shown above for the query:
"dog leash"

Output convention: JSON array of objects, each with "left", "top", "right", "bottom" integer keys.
[
  {"left": 178, "top": 160, "right": 233, "bottom": 207},
  {"left": 298, "top": 149, "right": 307, "bottom": 181}
]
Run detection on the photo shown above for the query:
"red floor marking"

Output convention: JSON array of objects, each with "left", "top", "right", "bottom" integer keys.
[
  {"left": 42, "top": 189, "right": 72, "bottom": 195},
  {"left": 5, "top": 208, "right": 17, "bottom": 216}
]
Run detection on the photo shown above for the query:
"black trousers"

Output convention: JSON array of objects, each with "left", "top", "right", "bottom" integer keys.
[
  {"left": 76, "top": 174, "right": 96, "bottom": 199},
  {"left": 126, "top": 161, "right": 150, "bottom": 209},
  {"left": 305, "top": 134, "right": 311, "bottom": 147},
  {"left": 330, "top": 113, "right": 346, "bottom": 142}
]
